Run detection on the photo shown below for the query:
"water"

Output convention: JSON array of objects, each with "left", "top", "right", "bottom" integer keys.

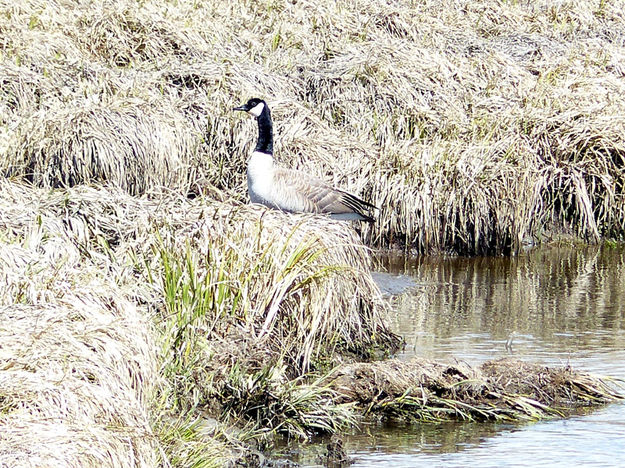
[
  {"left": 376, "top": 246, "right": 625, "bottom": 373},
  {"left": 278, "top": 245, "right": 625, "bottom": 467},
  {"left": 345, "top": 406, "right": 625, "bottom": 467}
]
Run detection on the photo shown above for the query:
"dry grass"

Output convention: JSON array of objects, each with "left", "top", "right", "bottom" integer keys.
[
  {"left": 0, "top": 0, "right": 623, "bottom": 253},
  {"left": 1, "top": 0, "right": 625, "bottom": 464},
  {"left": 138, "top": 200, "right": 395, "bottom": 373},
  {"left": 0, "top": 179, "right": 620, "bottom": 466},
  {"left": 331, "top": 357, "right": 624, "bottom": 422},
  {"left": 0, "top": 179, "right": 397, "bottom": 465},
  {"left": 0, "top": 189, "right": 161, "bottom": 466}
]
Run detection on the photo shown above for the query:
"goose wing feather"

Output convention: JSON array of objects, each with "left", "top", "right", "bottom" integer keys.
[{"left": 271, "top": 168, "right": 376, "bottom": 219}]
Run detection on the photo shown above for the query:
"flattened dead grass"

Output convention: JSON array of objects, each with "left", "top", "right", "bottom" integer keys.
[
  {"left": 0, "top": 213, "right": 160, "bottom": 466},
  {"left": 331, "top": 357, "right": 624, "bottom": 422}
]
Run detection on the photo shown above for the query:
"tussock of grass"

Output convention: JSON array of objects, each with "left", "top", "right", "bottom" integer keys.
[
  {"left": 1, "top": 0, "right": 624, "bottom": 253},
  {"left": 147, "top": 207, "right": 395, "bottom": 370},
  {"left": 131, "top": 189, "right": 397, "bottom": 439}
]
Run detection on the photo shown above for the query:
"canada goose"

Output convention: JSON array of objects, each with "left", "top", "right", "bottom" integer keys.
[{"left": 233, "top": 98, "right": 376, "bottom": 222}]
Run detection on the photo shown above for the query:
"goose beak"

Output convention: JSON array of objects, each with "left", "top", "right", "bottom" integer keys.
[{"left": 233, "top": 105, "right": 248, "bottom": 112}]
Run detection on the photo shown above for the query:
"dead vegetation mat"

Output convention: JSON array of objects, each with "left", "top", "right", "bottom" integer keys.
[{"left": 331, "top": 358, "right": 623, "bottom": 422}]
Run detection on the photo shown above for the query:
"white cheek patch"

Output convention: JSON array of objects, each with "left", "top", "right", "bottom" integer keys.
[{"left": 249, "top": 102, "right": 265, "bottom": 117}]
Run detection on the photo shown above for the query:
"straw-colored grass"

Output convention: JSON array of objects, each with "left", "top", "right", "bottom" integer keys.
[
  {"left": 0, "top": 179, "right": 397, "bottom": 465},
  {"left": 1, "top": 0, "right": 624, "bottom": 253},
  {"left": 331, "top": 358, "right": 624, "bottom": 422},
  {"left": 1, "top": 0, "right": 625, "bottom": 464},
  {"left": 0, "top": 180, "right": 621, "bottom": 466},
  {"left": 0, "top": 203, "right": 161, "bottom": 465}
]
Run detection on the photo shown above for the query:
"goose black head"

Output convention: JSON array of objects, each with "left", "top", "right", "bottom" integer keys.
[{"left": 233, "top": 98, "right": 266, "bottom": 118}]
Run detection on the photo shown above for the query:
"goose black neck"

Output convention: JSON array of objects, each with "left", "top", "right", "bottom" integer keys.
[{"left": 255, "top": 106, "right": 273, "bottom": 154}]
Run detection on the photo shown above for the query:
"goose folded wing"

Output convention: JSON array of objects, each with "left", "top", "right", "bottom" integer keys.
[{"left": 273, "top": 168, "right": 375, "bottom": 216}]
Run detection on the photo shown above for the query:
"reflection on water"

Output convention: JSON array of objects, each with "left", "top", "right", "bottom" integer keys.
[
  {"left": 376, "top": 245, "right": 625, "bottom": 375},
  {"left": 276, "top": 245, "right": 625, "bottom": 467},
  {"left": 348, "top": 405, "right": 625, "bottom": 468},
  {"left": 277, "top": 419, "right": 512, "bottom": 466}
]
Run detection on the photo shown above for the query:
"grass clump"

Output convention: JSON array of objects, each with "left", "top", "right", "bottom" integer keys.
[
  {"left": 330, "top": 358, "right": 624, "bottom": 423},
  {"left": 142, "top": 205, "right": 396, "bottom": 376},
  {"left": 139, "top": 200, "right": 396, "bottom": 440},
  {"left": 0, "top": 202, "right": 162, "bottom": 465}
]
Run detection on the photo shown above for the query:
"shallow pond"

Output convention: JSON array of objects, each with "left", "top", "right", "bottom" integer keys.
[{"left": 277, "top": 245, "right": 625, "bottom": 467}]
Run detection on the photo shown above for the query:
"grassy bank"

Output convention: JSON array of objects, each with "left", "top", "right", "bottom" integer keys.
[
  {"left": 1, "top": 0, "right": 625, "bottom": 465},
  {"left": 0, "top": 181, "right": 621, "bottom": 466},
  {"left": 1, "top": 0, "right": 624, "bottom": 253},
  {"left": 0, "top": 180, "right": 399, "bottom": 465}
]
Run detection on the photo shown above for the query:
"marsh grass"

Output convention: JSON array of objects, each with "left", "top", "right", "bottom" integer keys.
[
  {"left": 142, "top": 199, "right": 396, "bottom": 440},
  {"left": 1, "top": 0, "right": 625, "bottom": 464},
  {"left": 0, "top": 179, "right": 398, "bottom": 464},
  {"left": 331, "top": 358, "right": 624, "bottom": 423},
  {"left": 0, "top": 180, "right": 622, "bottom": 466},
  {"left": 0, "top": 198, "right": 162, "bottom": 466},
  {"left": 145, "top": 205, "right": 395, "bottom": 374},
  {"left": 1, "top": 0, "right": 624, "bottom": 253}
]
